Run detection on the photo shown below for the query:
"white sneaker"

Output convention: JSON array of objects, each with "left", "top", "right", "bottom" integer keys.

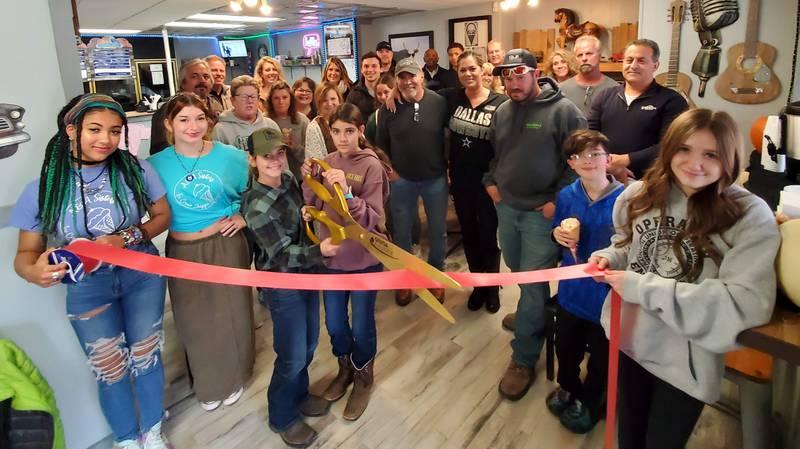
[
  {"left": 200, "top": 399, "right": 222, "bottom": 411},
  {"left": 112, "top": 440, "right": 141, "bottom": 449},
  {"left": 141, "top": 421, "right": 172, "bottom": 449},
  {"left": 222, "top": 386, "right": 244, "bottom": 406}
]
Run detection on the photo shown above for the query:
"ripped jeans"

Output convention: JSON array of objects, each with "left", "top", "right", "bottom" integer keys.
[{"left": 66, "top": 242, "right": 167, "bottom": 442}]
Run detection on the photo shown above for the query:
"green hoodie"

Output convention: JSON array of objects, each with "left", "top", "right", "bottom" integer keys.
[{"left": 0, "top": 339, "right": 64, "bottom": 449}]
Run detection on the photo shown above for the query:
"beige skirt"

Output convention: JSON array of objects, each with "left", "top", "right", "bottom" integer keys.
[{"left": 166, "top": 232, "right": 255, "bottom": 402}]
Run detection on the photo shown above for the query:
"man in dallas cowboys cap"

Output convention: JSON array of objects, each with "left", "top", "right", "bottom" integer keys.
[{"left": 482, "top": 48, "right": 587, "bottom": 400}]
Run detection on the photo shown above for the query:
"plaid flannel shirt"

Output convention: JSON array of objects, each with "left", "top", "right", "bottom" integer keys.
[{"left": 241, "top": 173, "right": 323, "bottom": 272}]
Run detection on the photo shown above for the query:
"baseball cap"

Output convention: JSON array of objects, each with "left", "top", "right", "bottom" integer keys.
[
  {"left": 395, "top": 57, "right": 421, "bottom": 76},
  {"left": 247, "top": 127, "right": 285, "bottom": 156},
  {"left": 492, "top": 49, "right": 538, "bottom": 75},
  {"left": 376, "top": 41, "right": 392, "bottom": 52}
]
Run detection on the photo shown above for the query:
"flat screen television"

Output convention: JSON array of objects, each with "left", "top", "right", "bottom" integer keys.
[{"left": 218, "top": 40, "right": 248, "bottom": 58}]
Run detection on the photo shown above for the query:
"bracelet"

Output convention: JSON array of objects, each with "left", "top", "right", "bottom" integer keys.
[
  {"left": 118, "top": 225, "right": 144, "bottom": 248},
  {"left": 343, "top": 186, "right": 354, "bottom": 200}
]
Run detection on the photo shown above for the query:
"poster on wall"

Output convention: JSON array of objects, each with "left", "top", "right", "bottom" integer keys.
[
  {"left": 449, "top": 15, "right": 492, "bottom": 62},
  {"left": 388, "top": 31, "right": 434, "bottom": 70},
  {"left": 324, "top": 22, "right": 357, "bottom": 80}
]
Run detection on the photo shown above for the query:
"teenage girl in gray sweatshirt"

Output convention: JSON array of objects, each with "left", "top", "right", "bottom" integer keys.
[{"left": 590, "top": 108, "right": 780, "bottom": 449}]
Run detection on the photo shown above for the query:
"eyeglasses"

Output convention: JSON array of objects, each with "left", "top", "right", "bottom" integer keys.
[
  {"left": 235, "top": 94, "right": 259, "bottom": 102},
  {"left": 295, "top": 88, "right": 313, "bottom": 94},
  {"left": 413, "top": 102, "right": 420, "bottom": 122},
  {"left": 501, "top": 66, "right": 534, "bottom": 80},
  {"left": 568, "top": 151, "right": 608, "bottom": 162},
  {"left": 583, "top": 86, "right": 593, "bottom": 106}
]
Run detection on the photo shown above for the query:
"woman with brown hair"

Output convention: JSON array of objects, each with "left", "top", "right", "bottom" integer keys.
[
  {"left": 304, "top": 82, "right": 343, "bottom": 160},
  {"left": 148, "top": 93, "right": 254, "bottom": 413},
  {"left": 590, "top": 109, "right": 780, "bottom": 449},
  {"left": 292, "top": 77, "right": 317, "bottom": 120},
  {"left": 322, "top": 57, "right": 354, "bottom": 99},
  {"left": 254, "top": 56, "right": 286, "bottom": 112},
  {"left": 265, "top": 81, "right": 308, "bottom": 179},
  {"left": 544, "top": 48, "right": 578, "bottom": 84}
]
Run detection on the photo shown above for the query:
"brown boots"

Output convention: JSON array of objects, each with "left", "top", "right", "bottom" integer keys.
[
  {"left": 343, "top": 358, "right": 374, "bottom": 421},
  {"left": 323, "top": 355, "right": 374, "bottom": 421},
  {"left": 322, "top": 355, "right": 353, "bottom": 401}
]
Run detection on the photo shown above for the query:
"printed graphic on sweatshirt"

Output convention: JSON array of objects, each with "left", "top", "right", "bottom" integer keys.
[
  {"left": 234, "top": 135, "right": 249, "bottom": 151},
  {"left": 630, "top": 215, "right": 698, "bottom": 281},
  {"left": 173, "top": 169, "right": 223, "bottom": 211},
  {"left": 61, "top": 174, "right": 122, "bottom": 240},
  {"left": 449, "top": 106, "right": 494, "bottom": 146}
]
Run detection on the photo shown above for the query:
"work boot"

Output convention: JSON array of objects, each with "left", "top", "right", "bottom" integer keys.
[
  {"left": 299, "top": 394, "right": 330, "bottom": 417},
  {"left": 269, "top": 419, "right": 317, "bottom": 448},
  {"left": 343, "top": 357, "right": 374, "bottom": 421},
  {"left": 498, "top": 360, "right": 535, "bottom": 401},
  {"left": 501, "top": 312, "right": 516, "bottom": 331},
  {"left": 395, "top": 289, "right": 413, "bottom": 306},
  {"left": 484, "top": 286, "right": 500, "bottom": 314},
  {"left": 431, "top": 288, "right": 445, "bottom": 304},
  {"left": 322, "top": 355, "right": 354, "bottom": 401},
  {"left": 467, "top": 288, "right": 484, "bottom": 311}
]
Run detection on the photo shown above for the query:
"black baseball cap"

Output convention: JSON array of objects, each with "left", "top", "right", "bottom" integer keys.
[
  {"left": 376, "top": 41, "right": 392, "bottom": 52},
  {"left": 492, "top": 49, "right": 538, "bottom": 75}
]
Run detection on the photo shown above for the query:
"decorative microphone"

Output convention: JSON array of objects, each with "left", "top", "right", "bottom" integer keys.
[{"left": 689, "top": 0, "right": 740, "bottom": 96}]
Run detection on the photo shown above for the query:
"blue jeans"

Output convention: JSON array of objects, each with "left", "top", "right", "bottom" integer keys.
[
  {"left": 495, "top": 202, "right": 559, "bottom": 368},
  {"left": 323, "top": 264, "right": 382, "bottom": 367},
  {"left": 389, "top": 175, "right": 448, "bottom": 270},
  {"left": 261, "top": 288, "right": 320, "bottom": 430},
  {"left": 65, "top": 242, "right": 166, "bottom": 442}
]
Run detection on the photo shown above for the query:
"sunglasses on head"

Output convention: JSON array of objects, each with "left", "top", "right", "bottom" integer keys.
[{"left": 500, "top": 66, "right": 534, "bottom": 78}]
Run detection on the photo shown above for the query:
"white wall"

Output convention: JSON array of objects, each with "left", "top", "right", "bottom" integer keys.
[
  {"left": 358, "top": 3, "right": 494, "bottom": 66},
  {"left": 639, "top": 0, "right": 800, "bottom": 138},
  {"left": 0, "top": 0, "right": 112, "bottom": 447}
]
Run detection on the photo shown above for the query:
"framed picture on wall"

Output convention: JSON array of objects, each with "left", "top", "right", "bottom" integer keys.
[
  {"left": 449, "top": 15, "right": 492, "bottom": 62},
  {"left": 388, "top": 31, "right": 433, "bottom": 69}
]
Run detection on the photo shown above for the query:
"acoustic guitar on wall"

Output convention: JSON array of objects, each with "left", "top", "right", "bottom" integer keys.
[
  {"left": 715, "top": 0, "right": 781, "bottom": 104},
  {"left": 656, "top": 0, "right": 696, "bottom": 107}
]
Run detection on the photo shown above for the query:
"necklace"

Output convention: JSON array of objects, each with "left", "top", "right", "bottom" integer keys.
[
  {"left": 173, "top": 142, "right": 205, "bottom": 182},
  {"left": 75, "top": 166, "right": 108, "bottom": 195}
]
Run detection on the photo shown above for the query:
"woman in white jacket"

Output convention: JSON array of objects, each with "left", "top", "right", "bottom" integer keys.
[{"left": 590, "top": 108, "right": 780, "bottom": 449}]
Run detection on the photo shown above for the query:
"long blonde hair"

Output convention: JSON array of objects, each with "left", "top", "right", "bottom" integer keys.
[
  {"left": 544, "top": 49, "right": 578, "bottom": 80},
  {"left": 254, "top": 56, "right": 285, "bottom": 93}
]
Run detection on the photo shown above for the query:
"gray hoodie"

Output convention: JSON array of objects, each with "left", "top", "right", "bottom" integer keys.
[
  {"left": 212, "top": 110, "right": 280, "bottom": 150},
  {"left": 593, "top": 181, "right": 780, "bottom": 403},
  {"left": 483, "top": 77, "right": 587, "bottom": 210}
]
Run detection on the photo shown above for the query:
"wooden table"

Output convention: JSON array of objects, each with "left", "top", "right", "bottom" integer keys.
[{"left": 738, "top": 306, "right": 800, "bottom": 365}]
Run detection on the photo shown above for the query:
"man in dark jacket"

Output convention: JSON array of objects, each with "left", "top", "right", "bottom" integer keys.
[
  {"left": 588, "top": 39, "right": 688, "bottom": 180},
  {"left": 346, "top": 52, "right": 382, "bottom": 121},
  {"left": 423, "top": 48, "right": 459, "bottom": 91},
  {"left": 484, "top": 49, "right": 586, "bottom": 401}
]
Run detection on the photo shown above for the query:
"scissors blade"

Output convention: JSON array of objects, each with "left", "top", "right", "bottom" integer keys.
[
  {"left": 415, "top": 289, "right": 455, "bottom": 324},
  {"left": 344, "top": 225, "right": 462, "bottom": 290}
]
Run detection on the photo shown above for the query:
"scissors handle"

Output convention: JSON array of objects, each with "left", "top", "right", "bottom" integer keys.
[
  {"left": 304, "top": 158, "right": 349, "bottom": 217},
  {"left": 303, "top": 206, "right": 347, "bottom": 245}
]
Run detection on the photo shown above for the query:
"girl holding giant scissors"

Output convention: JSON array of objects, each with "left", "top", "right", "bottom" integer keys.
[{"left": 301, "top": 103, "right": 391, "bottom": 421}]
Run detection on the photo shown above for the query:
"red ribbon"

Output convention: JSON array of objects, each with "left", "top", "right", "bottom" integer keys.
[{"left": 64, "top": 240, "right": 621, "bottom": 447}]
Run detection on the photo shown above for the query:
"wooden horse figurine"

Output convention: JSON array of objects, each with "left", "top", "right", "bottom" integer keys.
[{"left": 554, "top": 8, "right": 602, "bottom": 49}]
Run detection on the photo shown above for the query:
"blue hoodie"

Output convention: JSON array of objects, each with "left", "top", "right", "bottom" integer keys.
[{"left": 552, "top": 176, "right": 624, "bottom": 322}]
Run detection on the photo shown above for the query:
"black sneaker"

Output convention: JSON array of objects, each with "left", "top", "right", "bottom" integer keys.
[
  {"left": 559, "top": 398, "right": 599, "bottom": 434},
  {"left": 545, "top": 387, "right": 574, "bottom": 417}
]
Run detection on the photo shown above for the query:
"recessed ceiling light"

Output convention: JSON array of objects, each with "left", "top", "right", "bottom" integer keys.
[
  {"left": 188, "top": 14, "right": 282, "bottom": 23},
  {"left": 79, "top": 28, "right": 142, "bottom": 34},
  {"left": 166, "top": 22, "right": 245, "bottom": 29}
]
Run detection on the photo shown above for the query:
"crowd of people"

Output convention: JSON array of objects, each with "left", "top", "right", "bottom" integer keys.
[{"left": 9, "top": 34, "right": 781, "bottom": 449}]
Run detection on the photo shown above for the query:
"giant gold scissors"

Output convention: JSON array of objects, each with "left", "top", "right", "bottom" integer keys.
[{"left": 303, "top": 158, "right": 461, "bottom": 323}]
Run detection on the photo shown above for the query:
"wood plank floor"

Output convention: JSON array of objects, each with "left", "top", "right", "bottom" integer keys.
[{"left": 158, "top": 253, "right": 744, "bottom": 449}]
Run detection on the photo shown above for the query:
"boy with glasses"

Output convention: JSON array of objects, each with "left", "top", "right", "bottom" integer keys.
[
  {"left": 547, "top": 129, "right": 624, "bottom": 434},
  {"left": 483, "top": 48, "right": 586, "bottom": 401},
  {"left": 213, "top": 75, "right": 280, "bottom": 150}
]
